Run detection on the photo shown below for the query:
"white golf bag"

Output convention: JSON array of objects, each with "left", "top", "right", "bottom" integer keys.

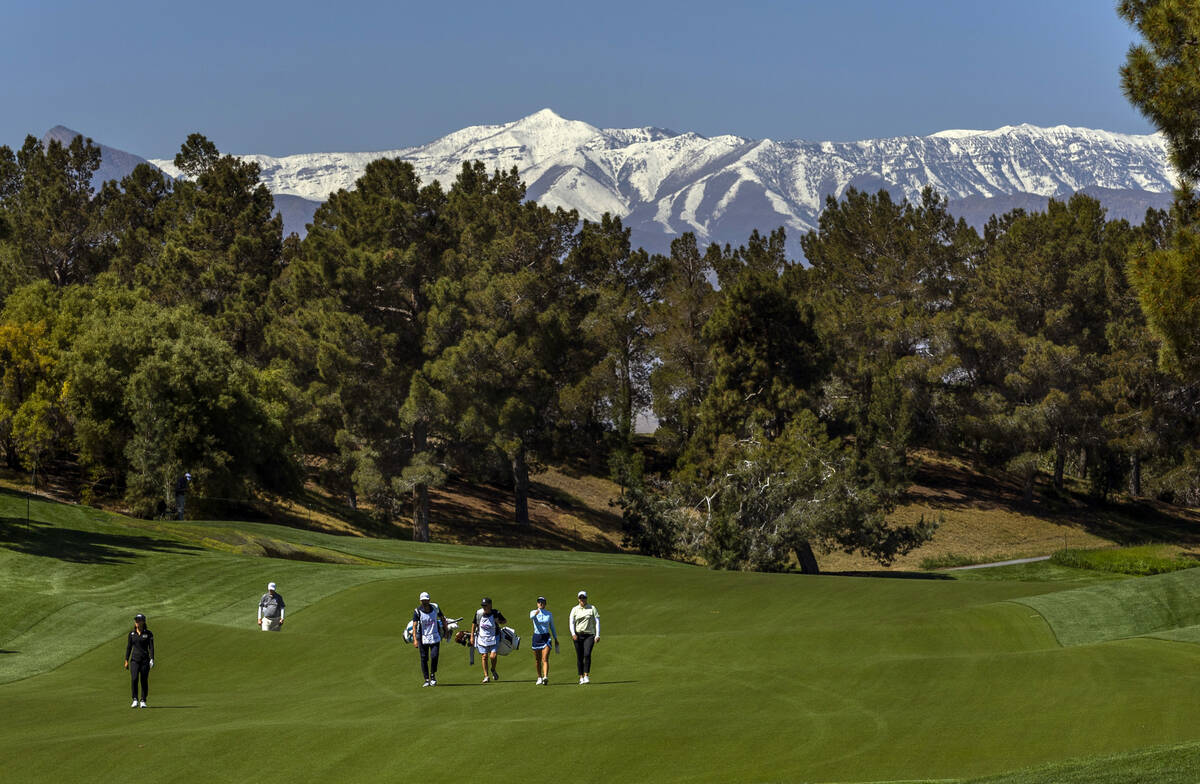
[
  {"left": 497, "top": 626, "right": 521, "bottom": 656},
  {"left": 406, "top": 609, "right": 460, "bottom": 644}
]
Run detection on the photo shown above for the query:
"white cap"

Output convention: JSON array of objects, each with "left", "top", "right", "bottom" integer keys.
[
  {"left": 419, "top": 591, "right": 430, "bottom": 600},
  {"left": 578, "top": 590, "right": 587, "bottom": 598},
  {"left": 268, "top": 582, "right": 276, "bottom": 590}
]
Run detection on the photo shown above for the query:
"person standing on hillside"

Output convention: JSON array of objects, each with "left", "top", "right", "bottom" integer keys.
[
  {"left": 529, "top": 596, "right": 559, "bottom": 685},
  {"left": 471, "top": 597, "right": 507, "bottom": 683},
  {"left": 412, "top": 591, "right": 448, "bottom": 687},
  {"left": 257, "top": 582, "right": 285, "bottom": 631},
  {"left": 569, "top": 590, "right": 599, "bottom": 684},
  {"left": 123, "top": 613, "right": 155, "bottom": 708},
  {"left": 174, "top": 472, "right": 191, "bottom": 520}
]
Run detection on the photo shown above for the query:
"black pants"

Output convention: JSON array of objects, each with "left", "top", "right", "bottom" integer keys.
[
  {"left": 418, "top": 642, "right": 440, "bottom": 679},
  {"left": 130, "top": 659, "right": 150, "bottom": 701},
  {"left": 573, "top": 634, "right": 595, "bottom": 676}
]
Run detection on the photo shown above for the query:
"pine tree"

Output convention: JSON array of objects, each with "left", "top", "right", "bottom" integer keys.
[
  {"left": 649, "top": 233, "right": 719, "bottom": 461},
  {"left": 269, "top": 158, "right": 448, "bottom": 538},
  {"left": 1120, "top": 0, "right": 1200, "bottom": 181},
  {"left": 562, "top": 213, "right": 662, "bottom": 466},
  {"left": 423, "top": 163, "right": 581, "bottom": 525},
  {"left": 0, "top": 134, "right": 105, "bottom": 287}
]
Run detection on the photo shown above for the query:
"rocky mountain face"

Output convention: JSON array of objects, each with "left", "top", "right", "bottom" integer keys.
[{"left": 50, "top": 110, "right": 1178, "bottom": 254}]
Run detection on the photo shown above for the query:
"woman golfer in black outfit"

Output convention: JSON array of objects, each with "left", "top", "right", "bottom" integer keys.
[{"left": 123, "top": 613, "right": 155, "bottom": 708}]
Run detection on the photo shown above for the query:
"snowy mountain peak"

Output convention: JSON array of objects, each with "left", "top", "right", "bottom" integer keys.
[
  {"left": 515, "top": 107, "right": 570, "bottom": 125},
  {"left": 122, "top": 109, "right": 1174, "bottom": 254}
]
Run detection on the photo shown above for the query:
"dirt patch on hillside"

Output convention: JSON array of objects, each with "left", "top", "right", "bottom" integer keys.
[
  {"left": 424, "top": 472, "right": 624, "bottom": 551},
  {"left": 819, "top": 451, "right": 1200, "bottom": 572}
]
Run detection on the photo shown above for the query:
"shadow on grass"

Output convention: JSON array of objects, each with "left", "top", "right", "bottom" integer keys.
[
  {"left": 907, "top": 458, "right": 1200, "bottom": 546},
  {"left": 825, "top": 570, "right": 954, "bottom": 580},
  {"left": 145, "top": 705, "right": 200, "bottom": 709},
  {"left": 0, "top": 519, "right": 205, "bottom": 564},
  {"left": 429, "top": 479, "right": 623, "bottom": 553},
  {"left": 0, "top": 649, "right": 16, "bottom": 654}
]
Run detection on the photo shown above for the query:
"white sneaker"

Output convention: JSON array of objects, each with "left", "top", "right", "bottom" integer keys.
[
  {"left": 583, "top": 675, "right": 590, "bottom": 684},
  {"left": 422, "top": 679, "right": 431, "bottom": 687},
  {"left": 482, "top": 675, "right": 490, "bottom": 683},
  {"left": 139, "top": 701, "right": 147, "bottom": 708},
  {"left": 536, "top": 677, "right": 544, "bottom": 685},
  {"left": 430, "top": 678, "right": 437, "bottom": 686},
  {"left": 579, "top": 677, "right": 585, "bottom": 684},
  {"left": 131, "top": 699, "right": 139, "bottom": 708}
]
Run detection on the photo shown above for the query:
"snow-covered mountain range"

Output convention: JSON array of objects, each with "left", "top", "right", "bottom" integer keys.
[{"left": 58, "top": 109, "right": 1181, "bottom": 255}]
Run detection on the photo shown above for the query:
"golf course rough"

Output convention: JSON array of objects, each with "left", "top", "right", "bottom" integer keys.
[{"left": 2, "top": 490, "right": 1200, "bottom": 783}]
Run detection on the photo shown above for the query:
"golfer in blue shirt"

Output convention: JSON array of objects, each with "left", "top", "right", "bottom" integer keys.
[{"left": 529, "top": 596, "right": 559, "bottom": 685}]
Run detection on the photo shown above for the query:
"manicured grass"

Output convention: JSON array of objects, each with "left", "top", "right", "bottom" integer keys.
[
  {"left": 964, "top": 741, "right": 1200, "bottom": 783},
  {"left": 1012, "top": 566, "right": 1200, "bottom": 646},
  {"left": 3, "top": 488, "right": 1200, "bottom": 783}
]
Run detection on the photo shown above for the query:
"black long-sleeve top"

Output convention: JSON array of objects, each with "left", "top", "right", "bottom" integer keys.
[{"left": 125, "top": 628, "right": 155, "bottom": 662}]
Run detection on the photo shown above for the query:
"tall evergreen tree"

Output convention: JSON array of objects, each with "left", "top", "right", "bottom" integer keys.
[
  {"left": 0, "top": 135, "right": 105, "bottom": 287},
  {"left": 801, "top": 186, "right": 980, "bottom": 456},
  {"left": 649, "top": 233, "right": 719, "bottom": 461},
  {"left": 423, "top": 163, "right": 580, "bottom": 525},
  {"left": 269, "top": 158, "right": 448, "bottom": 538},
  {"left": 563, "top": 213, "right": 662, "bottom": 464},
  {"left": 134, "top": 134, "right": 283, "bottom": 357}
]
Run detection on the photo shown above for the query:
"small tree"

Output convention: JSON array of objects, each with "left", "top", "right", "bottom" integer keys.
[{"left": 684, "top": 414, "right": 934, "bottom": 573}]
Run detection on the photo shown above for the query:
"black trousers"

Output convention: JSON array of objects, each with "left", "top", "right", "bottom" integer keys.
[
  {"left": 573, "top": 633, "right": 595, "bottom": 675},
  {"left": 130, "top": 659, "right": 150, "bottom": 700},
  {"left": 418, "top": 642, "right": 440, "bottom": 679}
]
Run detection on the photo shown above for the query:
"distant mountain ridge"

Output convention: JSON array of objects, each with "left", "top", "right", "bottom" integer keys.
[
  {"left": 48, "top": 111, "right": 1179, "bottom": 253},
  {"left": 42, "top": 125, "right": 164, "bottom": 192}
]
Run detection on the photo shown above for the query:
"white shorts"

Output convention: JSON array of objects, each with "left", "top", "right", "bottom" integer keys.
[{"left": 261, "top": 618, "right": 281, "bottom": 631}]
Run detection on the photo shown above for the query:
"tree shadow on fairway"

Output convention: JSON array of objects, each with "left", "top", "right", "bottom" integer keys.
[
  {"left": 0, "top": 519, "right": 205, "bottom": 564},
  {"left": 825, "top": 570, "right": 953, "bottom": 580},
  {"left": 0, "top": 649, "right": 17, "bottom": 654}
]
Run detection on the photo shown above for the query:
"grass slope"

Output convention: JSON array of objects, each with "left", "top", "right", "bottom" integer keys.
[
  {"left": 964, "top": 741, "right": 1200, "bottom": 784},
  {"left": 1013, "top": 567, "right": 1200, "bottom": 646},
  {"left": 3, "top": 489, "right": 1200, "bottom": 783}
]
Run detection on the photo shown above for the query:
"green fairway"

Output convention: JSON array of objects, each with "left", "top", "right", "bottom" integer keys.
[{"left": 3, "top": 489, "right": 1200, "bottom": 783}]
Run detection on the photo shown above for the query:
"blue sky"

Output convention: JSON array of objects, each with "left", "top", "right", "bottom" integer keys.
[{"left": 1, "top": 0, "right": 1152, "bottom": 158}]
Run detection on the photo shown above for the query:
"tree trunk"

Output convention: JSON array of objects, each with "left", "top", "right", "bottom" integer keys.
[
  {"left": 619, "top": 353, "right": 634, "bottom": 448},
  {"left": 413, "top": 485, "right": 430, "bottom": 541},
  {"left": 1079, "top": 448, "right": 1089, "bottom": 479},
  {"left": 1022, "top": 471, "right": 1035, "bottom": 505},
  {"left": 412, "top": 420, "right": 430, "bottom": 542},
  {"left": 1053, "top": 443, "right": 1066, "bottom": 490},
  {"left": 512, "top": 445, "right": 530, "bottom": 526},
  {"left": 795, "top": 541, "right": 820, "bottom": 574},
  {"left": 1129, "top": 454, "right": 1142, "bottom": 498}
]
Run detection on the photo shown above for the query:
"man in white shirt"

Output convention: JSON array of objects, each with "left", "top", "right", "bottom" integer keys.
[{"left": 258, "top": 582, "right": 285, "bottom": 631}]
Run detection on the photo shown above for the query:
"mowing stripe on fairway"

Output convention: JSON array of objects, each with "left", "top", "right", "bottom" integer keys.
[{"left": 4, "top": 491, "right": 1200, "bottom": 782}]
